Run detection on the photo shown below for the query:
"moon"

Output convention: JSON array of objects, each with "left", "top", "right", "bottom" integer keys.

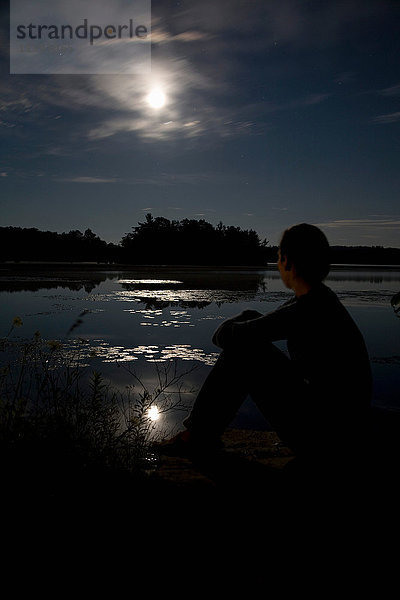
[
  {"left": 147, "top": 88, "right": 166, "bottom": 109},
  {"left": 147, "top": 405, "right": 160, "bottom": 421}
]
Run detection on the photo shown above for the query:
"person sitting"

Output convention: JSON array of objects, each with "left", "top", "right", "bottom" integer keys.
[{"left": 157, "top": 223, "right": 373, "bottom": 475}]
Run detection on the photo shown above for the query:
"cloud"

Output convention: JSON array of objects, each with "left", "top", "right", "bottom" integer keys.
[
  {"left": 0, "top": 0, "right": 381, "bottom": 145},
  {"left": 301, "top": 93, "right": 331, "bottom": 106},
  {"left": 86, "top": 81, "right": 329, "bottom": 141},
  {"left": 0, "top": 97, "right": 34, "bottom": 112},
  {"left": 372, "top": 112, "right": 400, "bottom": 124},
  {"left": 54, "top": 172, "right": 224, "bottom": 186},
  {"left": 262, "top": 93, "right": 331, "bottom": 114},
  {"left": 0, "top": 120, "right": 16, "bottom": 128},
  {"left": 333, "top": 71, "right": 357, "bottom": 84},
  {"left": 87, "top": 115, "right": 206, "bottom": 141},
  {"left": 379, "top": 83, "right": 400, "bottom": 96},
  {"left": 314, "top": 218, "right": 400, "bottom": 246},
  {"left": 315, "top": 218, "right": 400, "bottom": 230},
  {"left": 150, "top": 25, "right": 212, "bottom": 45},
  {"left": 56, "top": 176, "right": 118, "bottom": 184}
]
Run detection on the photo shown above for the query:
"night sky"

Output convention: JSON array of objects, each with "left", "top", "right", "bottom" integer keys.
[{"left": 1, "top": 0, "right": 400, "bottom": 247}]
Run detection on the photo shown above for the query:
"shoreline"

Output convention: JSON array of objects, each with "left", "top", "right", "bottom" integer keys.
[{"left": 1, "top": 262, "right": 400, "bottom": 273}]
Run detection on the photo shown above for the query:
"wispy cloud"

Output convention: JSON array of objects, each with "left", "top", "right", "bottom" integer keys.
[
  {"left": 315, "top": 218, "right": 400, "bottom": 230},
  {"left": 0, "top": 0, "right": 388, "bottom": 147},
  {"left": 0, "top": 1, "right": 338, "bottom": 146},
  {"left": 54, "top": 172, "right": 224, "bottom": 186},
  {"left": 313, "top": 218, "right": 400, "bottom": 246},
  {"left": 0, "top": 96, "right": 34, "bottom": 112},
  {"left": 56, "top": 176, "right": 119, "bottom": 184},
  {"left": 150, "top": 24, "right": 212, "bottom": 45},
  {"left": 379, "top": 83, "right": 400, "bottom": 96},
  {"left": 0, "top": 120, "right": 16, "bottom": 128},
  {"left": 86, "top": 88, "right": 329, "bottom": 142},
  {"left": 372, "top": 112, "right": 400, "bottom": 124}
]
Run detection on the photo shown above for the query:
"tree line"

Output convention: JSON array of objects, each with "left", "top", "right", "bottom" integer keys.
[
  {"left": 0, "top": 227, "right": 117, "bottom": 263},
  {"left": 1, "top": 214, "right": 400, "bottom": 265}
]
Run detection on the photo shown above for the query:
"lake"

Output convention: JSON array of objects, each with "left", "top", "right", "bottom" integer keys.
[{"left": 1, "top": 264, "right": 399, "bottom": 435}]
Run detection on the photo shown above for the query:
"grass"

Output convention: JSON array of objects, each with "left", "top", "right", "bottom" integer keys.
[{"left": 0, "top": 317, "right": 194, "bottom": 502}]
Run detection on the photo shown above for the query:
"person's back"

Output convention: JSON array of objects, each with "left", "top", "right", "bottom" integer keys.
[
  {"left": 284, "top": 282, "right": 372, "bottom": 464},
  {"left": 285, "top": 282, "right": 372, "bottom": 404}
]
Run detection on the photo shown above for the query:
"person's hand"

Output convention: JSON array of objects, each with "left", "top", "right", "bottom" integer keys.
[
  {"left": 212, "top": 310, "right": 263, "bottom": 348},
  {"left": 239, "top": 309, "right": 263, "bottom": 321}
]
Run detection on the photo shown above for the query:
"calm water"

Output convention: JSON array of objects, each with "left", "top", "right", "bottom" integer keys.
[{"left": 1, "top": 265, "right": 399, "bottom": 433}]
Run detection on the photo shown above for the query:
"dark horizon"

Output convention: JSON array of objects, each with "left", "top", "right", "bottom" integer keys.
[
  {"left": 2, "top": 222, "right": 400, "bottom": 251},
  {"left": 2, "top": 219, "right": 400, "bottom": 267}
]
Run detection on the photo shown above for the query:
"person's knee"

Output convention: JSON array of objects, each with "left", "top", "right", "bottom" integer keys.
[{"left": 238, "top": 309, "right": 264, "bottom": 321}]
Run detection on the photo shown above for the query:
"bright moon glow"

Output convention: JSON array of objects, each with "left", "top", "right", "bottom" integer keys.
[
  {"left": 147, "top": 89, "right": 166, "bottom": 109},
  {"left": 148, "top": 406, "right": 160, "bottom": 421}
]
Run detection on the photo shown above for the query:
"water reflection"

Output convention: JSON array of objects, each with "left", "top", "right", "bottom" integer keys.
[
  {"left": 332, "top": 290, "right": 396, "bottom": 305},
  {"left": 4, "top": 266, "right": 398, "bottom": 309},
  {"left": 119, "top": 270, "right": 267, "bottom": 292},
  {"left": 118, "top": 279, "right": 183, "bottom": 286},
  {"left": 124, "top": 308, "right": 195, "bottom": 328},
  {"left": 1, "top": 266, "right": 400, "bottom": 415},
  {"left": 147, "top": 405, "right": 160, "bottom": 421},
  {"left": 327, "top": 272, "right": 400, "bottom": 283},
  {"left": 0, "top": 269, "right": 117, "bottom": 293},
  {"left": 0, "top": 278, "right": 105, "bottom": 294},
  {"left": 121, "top": 296, "right": 213, "bottom": 310},
  {"left": 117, "top": 270, "right": 269, "bottom": 308}
]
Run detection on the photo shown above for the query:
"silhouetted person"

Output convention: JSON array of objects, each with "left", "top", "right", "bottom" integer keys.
[{"left": 158, "top": 224, "right": 373, "bottom": 475}]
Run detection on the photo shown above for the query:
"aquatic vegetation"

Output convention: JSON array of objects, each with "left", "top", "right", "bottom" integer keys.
[{"left": 0, "top": 318, "right": 194, "bottom": 493}]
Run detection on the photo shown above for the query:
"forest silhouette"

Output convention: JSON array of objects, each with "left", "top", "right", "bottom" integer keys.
[{"left": 1, "top": 213, "right": 400, "bottom": 266}]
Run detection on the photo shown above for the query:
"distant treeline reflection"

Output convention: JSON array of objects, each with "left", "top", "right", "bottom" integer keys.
[{"left": 1, "top": 214, "right": 400, "bottom": 265}]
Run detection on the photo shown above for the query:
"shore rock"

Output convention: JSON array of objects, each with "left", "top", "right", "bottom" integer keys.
[{"left": 151, "top": 428, "right": 295, "bottom": 493}]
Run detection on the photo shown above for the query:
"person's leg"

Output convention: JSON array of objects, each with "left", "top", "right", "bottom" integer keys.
[
  {"left": 182, "top": 348, "right": 251, "bottom": 443},
  {"left": 183, "top": 340, "right": 307, "bottom": 452},
  {"left": 247, "top": 344, "right": 310, "bottom": 454}
]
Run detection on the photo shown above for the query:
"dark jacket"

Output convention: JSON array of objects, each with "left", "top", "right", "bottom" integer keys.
[{"left": 213, "top": 282, "right": 373, "bottom": 411}]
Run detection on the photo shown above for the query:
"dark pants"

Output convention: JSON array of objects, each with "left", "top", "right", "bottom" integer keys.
[{"left": 184, "top": 340, "right": 318, "bottom": 458}]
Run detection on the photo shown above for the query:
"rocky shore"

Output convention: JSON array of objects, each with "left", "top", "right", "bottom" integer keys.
[{"left": 152, "top": 428, "right": 295, "bottom": 492}]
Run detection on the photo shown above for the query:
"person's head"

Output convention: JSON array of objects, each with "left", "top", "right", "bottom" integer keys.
[{"left": 278, "top": 223, "right": 330, "bottom": 289}]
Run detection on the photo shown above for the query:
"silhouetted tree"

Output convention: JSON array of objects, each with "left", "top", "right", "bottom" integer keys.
[{"left": 120, "top": 214, "right": 270, "bottom": 265}]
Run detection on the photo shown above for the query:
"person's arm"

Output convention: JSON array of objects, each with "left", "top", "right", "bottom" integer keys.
[
  {"left": 212, "top": 309, "right": 263, "bottom": 348},
  {"left": 212, "top": 298, "right": 298, "bottom": 349}
]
